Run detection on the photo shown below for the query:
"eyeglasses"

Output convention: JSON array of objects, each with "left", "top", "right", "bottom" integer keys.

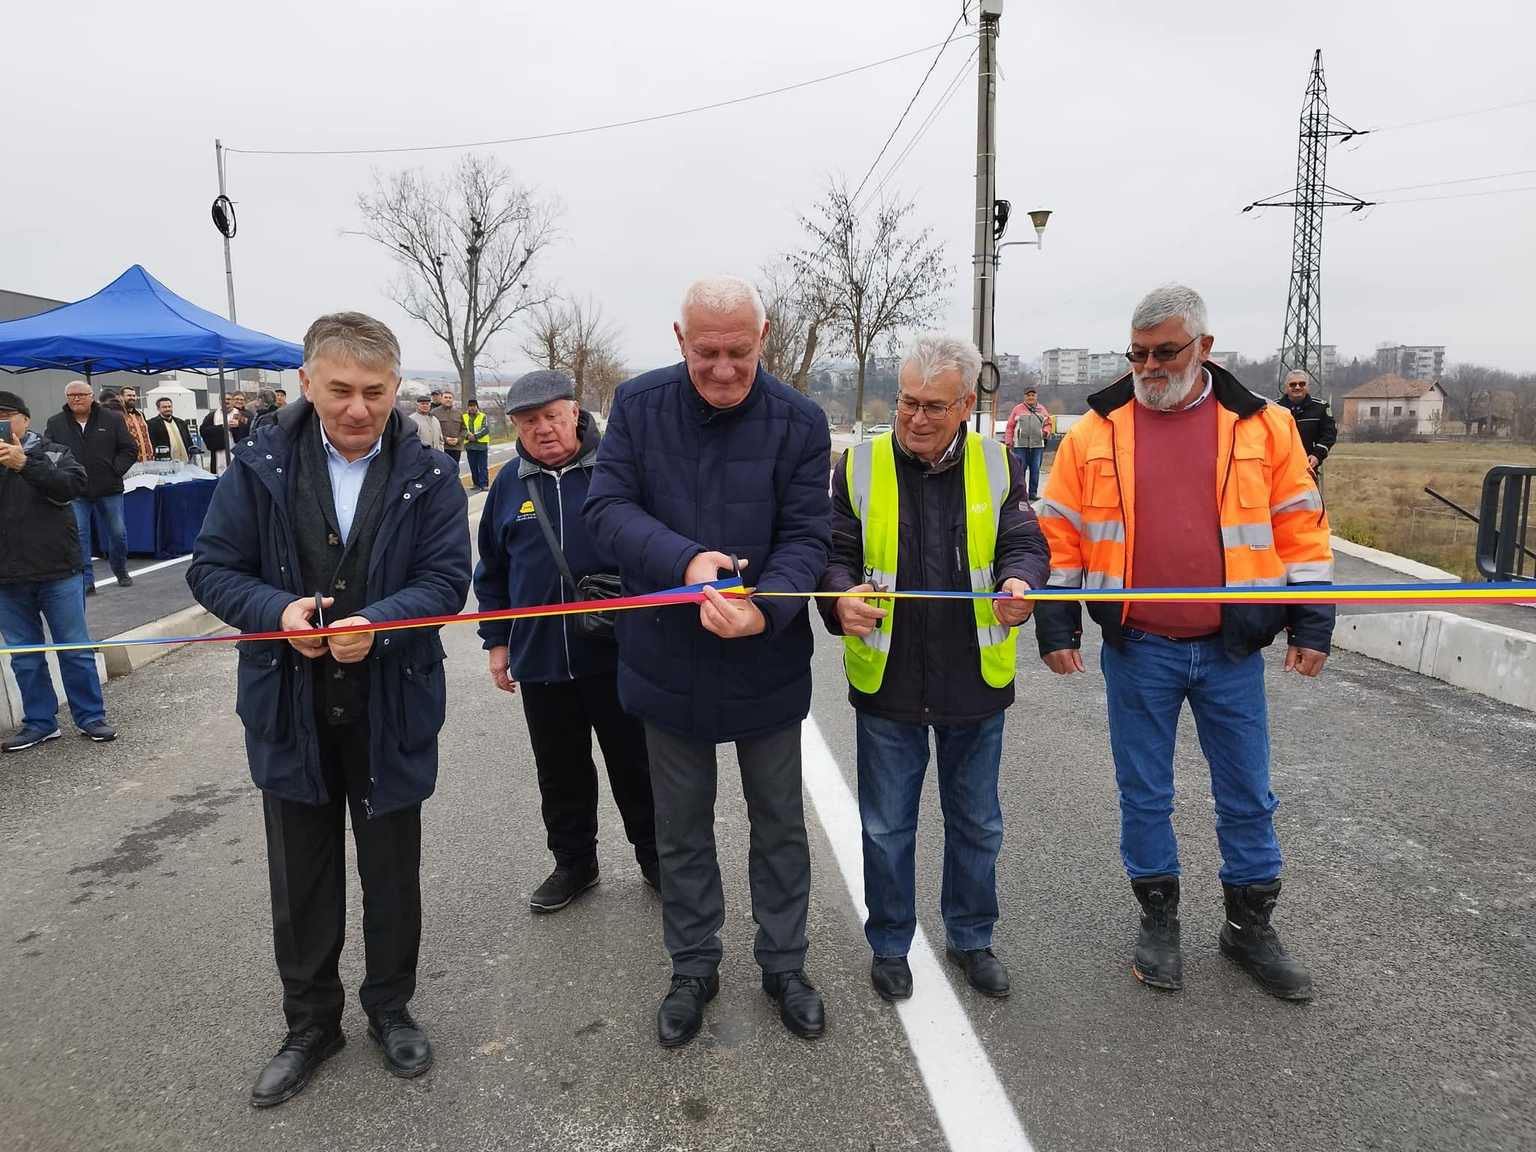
[
  {"left": 895, "top": 395, "right": 963, "bottom": 419},
  {"left": 1285, "top": 381, "right": 1309, "bottom": 389},
  {"left": 1124, "top": 335, "right": 1199, "bottom": 365}
]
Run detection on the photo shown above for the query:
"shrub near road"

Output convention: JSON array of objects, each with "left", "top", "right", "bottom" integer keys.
[{"left": 1325, "top": 440, "right": 1536, "bottom": 580}]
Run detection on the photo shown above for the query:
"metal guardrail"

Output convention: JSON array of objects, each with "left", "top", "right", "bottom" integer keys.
[{"left": 1476, "top": 466, "right": 1536, "bottom": 581}]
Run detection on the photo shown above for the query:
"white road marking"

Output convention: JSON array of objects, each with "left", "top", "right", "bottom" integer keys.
[
  {"left": 800, "top": 716, "right": 1035, "bottom": 1152},
  {"left": 93, "top": 553, "right": 193, "bottom": 588}
]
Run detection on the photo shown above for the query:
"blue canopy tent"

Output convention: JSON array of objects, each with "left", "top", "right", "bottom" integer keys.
[{"left": 0, "top": 264, "right": 302, "bottom": 382}]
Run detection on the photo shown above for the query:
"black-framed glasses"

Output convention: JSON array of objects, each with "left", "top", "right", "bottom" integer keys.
[
  {"left": 1285, "top": 380, "right": 1309, "bottom": 389},
  {"left": 895, "top": 394, "right": 964, "bottom": 419},
  {"left": 1124, "top": 335, "right": 1199, "bottom": 365}
]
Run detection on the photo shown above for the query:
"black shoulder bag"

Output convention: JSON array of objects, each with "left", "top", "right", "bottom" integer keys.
[{"left": 525, "top": 471, "right": 623, "bottom": 643}]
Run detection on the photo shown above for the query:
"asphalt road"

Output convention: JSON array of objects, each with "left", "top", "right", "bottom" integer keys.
[{"left": 3, "top": 499, "right": 1533, "bottom": 1151}]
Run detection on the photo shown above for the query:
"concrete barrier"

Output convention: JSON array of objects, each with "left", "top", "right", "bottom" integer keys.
[
  {"left": 1332, "top": 610, "right": 1536, "bottom": 712},
  {"left": 100, "top": 603, "right": 227, "bottom": 679}
]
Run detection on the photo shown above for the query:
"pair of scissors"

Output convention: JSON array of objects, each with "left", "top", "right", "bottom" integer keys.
[{"left": 314, "top": 591, "right": 327, "bottom": 629}]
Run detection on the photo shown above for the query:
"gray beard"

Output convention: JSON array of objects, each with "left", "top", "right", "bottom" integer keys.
[{"left": 1133, "top": 356, "right": 1204, "bottom": 411}]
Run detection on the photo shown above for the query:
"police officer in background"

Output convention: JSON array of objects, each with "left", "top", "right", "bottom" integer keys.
[{"left": 1276, "top": 369, "right": 1336, "bottom": 476}]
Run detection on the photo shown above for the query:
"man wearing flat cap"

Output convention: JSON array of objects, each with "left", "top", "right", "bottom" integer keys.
[{"left": 474, "top": 370, "right": 658, "bottom": 913}]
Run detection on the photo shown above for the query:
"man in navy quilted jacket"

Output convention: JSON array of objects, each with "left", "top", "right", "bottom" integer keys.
[{"left": 585, "top": 275, "right": 832, "bottom": 1049}]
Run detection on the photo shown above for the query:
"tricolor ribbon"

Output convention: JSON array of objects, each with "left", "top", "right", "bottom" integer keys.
[{"left": 1, "top": 578, "right": 1531, "bottom": 657}]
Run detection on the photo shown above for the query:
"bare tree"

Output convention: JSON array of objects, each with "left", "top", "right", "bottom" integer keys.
[
  {"left": 758, "top": 258, "right": 835, "bottom": 393},
  {"left": 356, "top": 153, "right": 558, "bottom": 405},
  {"left": 791, "top": 180, "right": 950, "bottom": 430},
  {"left": 519, "top": 296, "right": 625, "bottom": 409}
]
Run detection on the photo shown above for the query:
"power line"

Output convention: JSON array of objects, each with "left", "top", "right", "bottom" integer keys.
[
  {"left": 1365, "top": 94, "right": 1536, "bottom": 134},
  {"left": 226, "top": 35, "right": 975, "bottom": 157},
  {"left": 1383, "top": 184, "right": 1536, "bottom": 205},
  {"left": 865, "top": 45, "right": 978, "bottom": 208},
  {"left": 847, "top": 3, "right": 973, "bottom": 207},
  {"left": 1367, "top": 166, "right": 1536, "bottom": 194}
]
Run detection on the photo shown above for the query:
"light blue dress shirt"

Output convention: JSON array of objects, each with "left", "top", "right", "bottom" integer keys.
[{"left": 318, "top": 423, "right": 384, "bottom": 543}]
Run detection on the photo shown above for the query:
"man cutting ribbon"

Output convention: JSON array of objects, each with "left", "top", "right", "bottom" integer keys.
[{"left": 1035, "top": 284, "right": 1333, "bottom": 1002}]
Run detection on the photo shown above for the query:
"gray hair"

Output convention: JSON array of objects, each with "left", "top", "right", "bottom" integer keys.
[
  {"left": 1283, "top": 367, "right": 1313, "bottom": 385},
  {"left": 901, "top": 332, "right": 983, "bottom": 394},
  {"left": 679, "top": 276, "right": 766, "bottom": 332},
  {"left": 1131, "top": 284, "right": 1208, "bottom": 339},
  {"left": 303, "top": 312, "right": 401, "bottom": 377}
]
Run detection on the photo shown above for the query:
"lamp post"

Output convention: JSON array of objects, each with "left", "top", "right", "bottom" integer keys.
[{"left": 975, "top": 207, "right": 1052, "bottom": 433}]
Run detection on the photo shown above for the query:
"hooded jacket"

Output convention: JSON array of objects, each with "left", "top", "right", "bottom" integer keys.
[
  {"left": 0, "top": 430, "right": 88, "bottom": 584},
  {"left": 186, "top": 399, "right": 470, "bottom": 815},
  {"left": 1034, "top": 363, "right": 1335, "bottom": 661}
]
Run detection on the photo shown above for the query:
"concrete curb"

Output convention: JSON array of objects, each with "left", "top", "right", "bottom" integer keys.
[
  {"left": 1330, "top": 535, "right": 1459, "bottom": 582},
  {"left": 101, "top": 603, "right": 228, "bottom": 679},
  {"left": 1333, "top": 609, "right": 1536, "bottom": 712}
]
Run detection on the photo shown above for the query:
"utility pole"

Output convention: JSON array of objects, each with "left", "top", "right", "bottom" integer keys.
[
  {"left": 1242, "top": 50, "right": 1372, "bottom": 393},
  {"left": 971, "top": 0, "right": 1002, "bottom": 434},
  {"left": 210, "top": 139, "right": 241, "bottom": 466}
]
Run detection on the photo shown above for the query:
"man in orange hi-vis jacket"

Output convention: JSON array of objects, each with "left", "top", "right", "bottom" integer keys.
[{"left": 1034, "top": 284, "right": 1333, "bottom": 1004}]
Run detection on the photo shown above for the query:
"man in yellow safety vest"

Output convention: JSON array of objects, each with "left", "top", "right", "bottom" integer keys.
[{"left": 818, "top": 333, "right": 1049, "bottom": 1004}]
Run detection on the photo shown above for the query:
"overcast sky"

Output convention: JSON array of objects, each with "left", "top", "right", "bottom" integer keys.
[{"left": 6, "top": 0, "right": 1534, "bottom": 381}]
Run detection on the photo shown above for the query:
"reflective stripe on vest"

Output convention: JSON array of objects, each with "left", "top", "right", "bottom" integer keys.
[{"left": 842, "top": 431, "right": 1018, "bottom": 694}]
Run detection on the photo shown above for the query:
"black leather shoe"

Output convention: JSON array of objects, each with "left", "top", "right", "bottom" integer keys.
[
  {"left": 249, "top": 1024, "right": 344, "bottom": 1108},
  {"left": 115, "top": 574, "right": 134, "bottom": 588},
  {"left": 871, "top": 956, "right": 913, "bottom": 1002},
  {"left": 657, "top": 973, "right": 719, "bottom": 1048},
  {"left": 367, "top": 1009, "right": 433, "bottom": 1078},
  {"left": 946, "top": 946, "right": 1011, "bottom": 998},
  {"left": 529, "top": 859, "right": 599, "bottom": 912},
  {"left": 762, "top": 969, "right": 826, "bottom": 1039}
]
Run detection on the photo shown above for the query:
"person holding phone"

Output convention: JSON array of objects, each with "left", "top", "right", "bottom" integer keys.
[{"left": 0, "top": 391, "right": 117, "bottom": 751}]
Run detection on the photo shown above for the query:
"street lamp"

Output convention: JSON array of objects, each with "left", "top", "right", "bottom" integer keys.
[{"left": 997, "top": 209, "right": 1052, "bottom": 260}]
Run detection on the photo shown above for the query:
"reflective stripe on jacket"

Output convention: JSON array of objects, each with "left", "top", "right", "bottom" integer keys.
[
  {"left": 842, "top": 430, "right": 1017, "bottom": 693},
  {"left": 1033, "top": 364, "right": 1336, "bottom": 660}
]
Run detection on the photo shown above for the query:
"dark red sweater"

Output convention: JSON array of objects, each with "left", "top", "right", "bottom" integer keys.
[{"left": 1126, "top": 394, "right": 1224, "bottom": 637}]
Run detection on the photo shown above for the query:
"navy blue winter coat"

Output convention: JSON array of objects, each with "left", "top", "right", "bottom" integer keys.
[
  {"left": 583, "top": 363, "right": 831, "bottom": 742},
  {"left": 186, "top": 401, "right": 470, "bottom": 816},
  {"left": 474, "top": 411, "right": 617, "bottom": 683}
]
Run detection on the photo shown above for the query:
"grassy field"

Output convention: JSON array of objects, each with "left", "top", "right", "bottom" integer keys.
[{"left": 1324, "top": 440, "right": 1536, "bottom": 579}]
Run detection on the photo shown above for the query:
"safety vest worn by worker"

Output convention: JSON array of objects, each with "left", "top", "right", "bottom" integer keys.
[
  {"left": 462, "top": 410, "right": 489, "bottom": 446},
  {"left": 842, "top": 430, "right": 1017, "bottom": 694}
]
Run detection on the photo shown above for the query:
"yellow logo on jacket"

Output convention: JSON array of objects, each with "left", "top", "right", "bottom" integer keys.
[{"left": 518, "top": 499, "right": 534, "bottom": 514}]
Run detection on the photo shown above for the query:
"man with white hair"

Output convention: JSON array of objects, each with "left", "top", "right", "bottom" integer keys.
[
  {"left": 585, "top": 275, "right": 832, "bottom": 1048},
  {"left": 1034, "top": 284, "right": 1334, "bottom": 1002},
  {"left": 819, "top": 333, "right": 1048, "bottom": 1003}
]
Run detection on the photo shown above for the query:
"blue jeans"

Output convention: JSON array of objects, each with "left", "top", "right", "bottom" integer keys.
[
  {"left": 466, "top": 448, "right": 488, "bottom": 489},
  {"left": 856, "top": 709, "right": 1005, "bottom": 957},
  {"left": 1012, "top": 447, "right": 1044, "bottom": 499},
  {"left": 73, "top": 495, "right": 128, "bottom": 585},
  {"left": 1100, "top": 629, "right": 1281, "bottom": 886},
  {"left": 0, "top": 577, "right": 106, "bottom": 731}
]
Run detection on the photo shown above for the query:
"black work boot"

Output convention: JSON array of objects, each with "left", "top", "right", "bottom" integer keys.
[
  {"left": 1130, "top": 875, "right": 1184, "bottom": 991},
  {"left": 1219, "top": 880, "right": 1313, "bottom": 1001}
]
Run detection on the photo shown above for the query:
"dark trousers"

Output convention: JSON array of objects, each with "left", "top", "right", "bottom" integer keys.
[
  {"left": 262, "top": 719, "right": 422, "bottom": 1032},
  {"left": 644, "top": 721, "right": 809, "bottom": 977},
  {"left": 443, "top": 448, "right": 461, "bottom": 469},
  {"left": 466, "top": 448, "right": 489, "bottom": 489},
  {"left": 520, "top": 674, "right": 657, "bottom": 869}
]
